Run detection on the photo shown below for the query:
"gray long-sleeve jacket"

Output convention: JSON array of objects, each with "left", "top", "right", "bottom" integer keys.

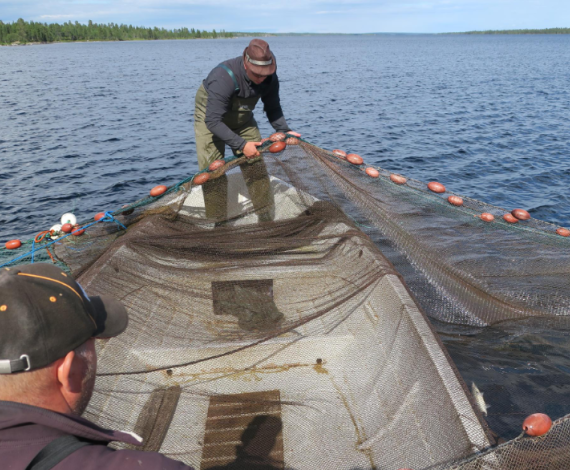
[{"left": 202, "top": 56, "right": 290, "bottom": 151}]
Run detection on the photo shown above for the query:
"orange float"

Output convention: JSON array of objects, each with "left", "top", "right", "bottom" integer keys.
[
  {"left": 5, "top": 240, "right": 22, "bottom": 250},
  {"left": 193, "top": 173, "right": 210, "bottom": 185},
  {"left": 557, "top": 227, "right": 570, "bottom": 237},
  {"left": 447, "top": 195, "right": 463, "bottom": 206},
  {"left": 285, "top": 137, "right": 299, "bottom": 145},
  {"left": 61, "top": 223, "right": 73, "bottom": 233},
  {"left": 332, "top": 149, "right": 347, "bottom": 159},
  {"left": 503, "top": 213, "right": 519, "bottom": 224},
  {"left": 480, "top": 213, "right": 495, "bottom": 222},
  {"left": 71, "top": 225, "right": 85, "bottom": 236},
  {"left": 390, "top": 174, "right": 407, "bottom": 185},
  {"left": 511, "top": 208, "right": 530, "bottom": 220},
  {"left": 269, "top": 132, "right": 286, "bottom": 142},
  {"left": 346, "top": 153, "right": 363, "bottom": 165},
  {"left": 150, "top": 185, "right": 167, "bottom": 197},
  {"left": 365, "top": 167, "right": 380, "bottom": 178},
  {"left": 269, "top": 141, "right": 287, "bottom": 153},
  {"left": 523, "top": 413, "right": 552, "bottom": 436},
  {"left": 427, "top": 182, "right": 446, "bottom": 193},
  {"left": 94, "top": 212, "right": 106, "bottom": 221},
  {"left": 208, "top": 160, "right": 225, "bottom": 171}
]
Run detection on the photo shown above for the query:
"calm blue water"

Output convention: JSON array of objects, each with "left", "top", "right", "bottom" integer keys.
[
  {"left": 1, "top": 35, "right": 570, "bottom": 242},
  {"left": 2, "top": 35, "right": 570, "bottom": 441}
]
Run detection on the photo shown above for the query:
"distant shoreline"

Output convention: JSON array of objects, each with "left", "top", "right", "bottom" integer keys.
[
  {"left": 0, "top": 37, "right": 248, "bottom": 47},
  {"left": 3, "top": 29, "right": 570, "bottom": 47},
  {"left": 446, "top": 27, "right": 570, "bottom": 35}
]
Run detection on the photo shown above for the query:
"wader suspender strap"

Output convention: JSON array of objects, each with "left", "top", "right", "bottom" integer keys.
[
  {"left": 25, "top": 435, "right": 92, "bottom": 470},
  {"left": 217, "top": 64, "right": 240, "bottom": 92}
]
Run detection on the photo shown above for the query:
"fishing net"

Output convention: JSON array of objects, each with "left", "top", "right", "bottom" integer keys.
[{"left": 1, "top": 138, "right": 569, "bottom": 469}]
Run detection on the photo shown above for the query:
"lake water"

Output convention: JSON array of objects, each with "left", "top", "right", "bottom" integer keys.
[{"left": 1, "top": 34, "right": 570, "bottom": 441}]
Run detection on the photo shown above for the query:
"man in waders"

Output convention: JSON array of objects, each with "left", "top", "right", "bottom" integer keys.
[{"left": 194, "top": 39, "right": 297, "bottom": 223}]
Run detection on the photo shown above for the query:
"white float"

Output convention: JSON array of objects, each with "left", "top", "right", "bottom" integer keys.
[
  {"left": 49, "top": 224, "right": 62, "bottom": 239},
  {"left": 60, "top": 213, "right": 77, "bottom": 226}
]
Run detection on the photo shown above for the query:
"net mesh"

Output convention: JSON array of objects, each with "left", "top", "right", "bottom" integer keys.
[{"left": 2, "top": 139, "right": 569, "bottom": 469}]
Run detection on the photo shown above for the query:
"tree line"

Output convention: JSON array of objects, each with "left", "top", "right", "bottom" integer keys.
[
  {"left": 0, "top": 19, "right": 235, "bottom": 44},
  {"left": 459, "top": 27, "right": 570, "bottom": 35}
]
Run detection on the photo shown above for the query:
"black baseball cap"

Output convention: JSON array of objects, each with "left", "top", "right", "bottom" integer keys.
[{"left": 0, "top": 263, "right": 128, "bottom": 374}]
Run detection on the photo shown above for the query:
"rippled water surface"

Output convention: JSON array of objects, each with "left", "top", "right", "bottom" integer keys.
[
  {"left": 2, "top": 35, "right": 570, "bottom": 441},
  {"left": 2, "top": 35, "right": 570, "bottom": 240}
]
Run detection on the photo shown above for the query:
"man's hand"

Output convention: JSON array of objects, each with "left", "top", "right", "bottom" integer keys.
[
  {"left": 288, "top": 131, "right": 301, "bottom": 137},
  {"left": 243, "top": 141, "right": 261, "bottom": 158}
]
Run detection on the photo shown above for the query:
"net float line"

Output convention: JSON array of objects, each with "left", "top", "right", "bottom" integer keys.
[
  {"left": 0, "top": 211, "right": 128, "bottom": 269},
  {"left": 164, "top": 132, "right": 301, "bottom": 195},
  {"left": 324, "top": 145, "right": 569, "bottom": 239},
  {"left": 0, "top": 134, "right": 320, "bottom": 270},
  {"left": 311, "top": 142, "right": 550, "bottom": 326},
  {"left": 311, "top": 140, "right": 570, "bottom": 328},
  {"left": 439, "top": 413, "right": 561, "bottom": 469},
  {"left": 2, "top": 136, "right": 567, "bottom": 271}
]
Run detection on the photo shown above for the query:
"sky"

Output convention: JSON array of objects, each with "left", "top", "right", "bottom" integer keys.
[{"left": 1, "top": 0, "right": 569, "bottom": 34}]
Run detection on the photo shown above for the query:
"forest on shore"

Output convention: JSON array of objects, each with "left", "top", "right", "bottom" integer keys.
[
  {"left": 3, "top": 19, "right": 569, "bottom": 45},
  {"left": 459, "top": 27, "right": 570, "bottom": 34},
  {"left": 0, "top": 19, "right": 236, "bottom": 45}
]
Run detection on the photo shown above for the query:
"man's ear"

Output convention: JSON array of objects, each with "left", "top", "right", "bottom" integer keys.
[{"left": 56, "top": 350, "right": 83, "bottom": 394}]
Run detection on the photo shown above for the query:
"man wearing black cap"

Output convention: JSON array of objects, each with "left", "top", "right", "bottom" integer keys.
[
  {"left": 194, "top": 39, "right": 298, "bottom": 222},
  {"left": 0, "top": 264, "right": 193, "bottom": 469}
]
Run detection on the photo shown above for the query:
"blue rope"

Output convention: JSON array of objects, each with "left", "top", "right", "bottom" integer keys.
[
  {"left": 1, "top": 211, "right": 127, "bottom": 269},
  {"left": 102, "top": 211, "right": 127, "bottom": 231}
]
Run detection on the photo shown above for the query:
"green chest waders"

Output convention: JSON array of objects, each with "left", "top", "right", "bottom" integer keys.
[{"left": 194, "top": 68, "right": 274, "bottom": 222}]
